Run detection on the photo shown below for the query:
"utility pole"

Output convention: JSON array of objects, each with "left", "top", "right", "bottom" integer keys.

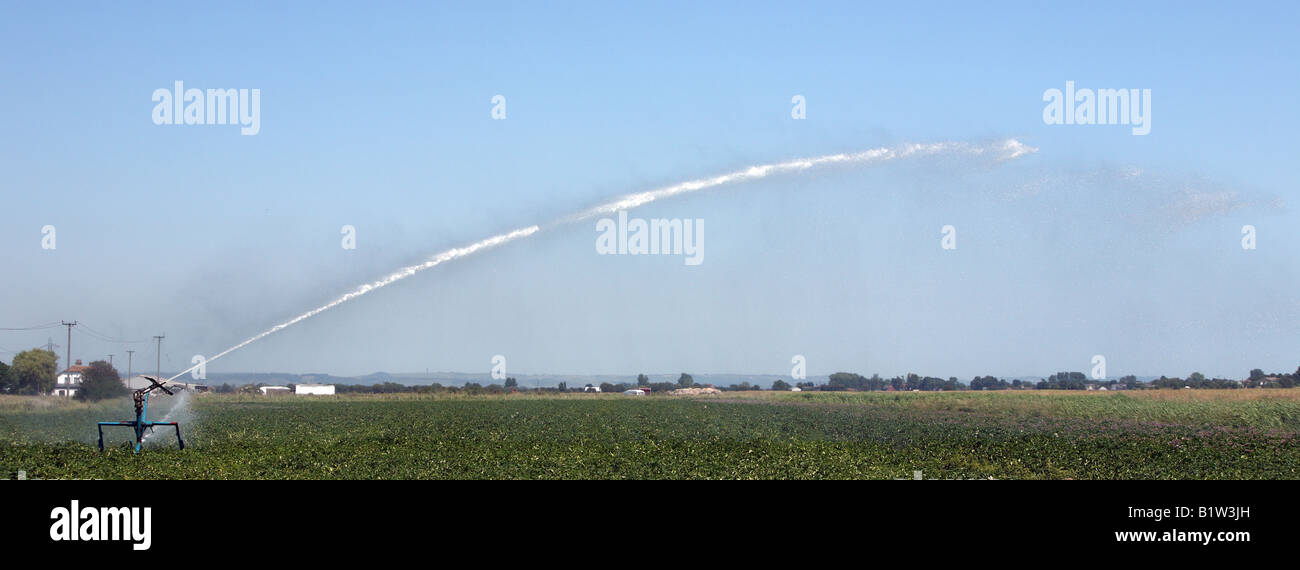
[
  {"left": 61, "top": 321, "right": 76, "bottom": 375},
  {"left": 153, "top": 335, "right": 165, "bottom": 379},
  {"left": 126, "top": 350, "right": 134, "bottom": 381},
  {"left": 108, "top": 354, "right": 114, "bottom": 367}
]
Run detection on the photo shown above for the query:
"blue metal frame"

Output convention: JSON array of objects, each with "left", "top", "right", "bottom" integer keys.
[{"left": 97, "top": 378, "right": 185, "bottom": 454}]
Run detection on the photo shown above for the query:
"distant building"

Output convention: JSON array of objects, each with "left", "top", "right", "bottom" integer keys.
[
  {"left": 53, "top": 359, "right": 89, "bottom": 397},
  {"left": 260, "top": 386, "right": 291, "bottom": 395},
  {"left": 294, "top": 383, "right": 335, "bottom": 395}
]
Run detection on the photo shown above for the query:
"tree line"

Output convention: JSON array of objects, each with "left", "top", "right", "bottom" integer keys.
[
  {"left": 0, "top": 348, "right": 128, "bottom": 401},
  {"left": 822, "top": 367, "right": 1300, "bottom": 391},
  {"left": 5, "top": 343, "right": 1297, "bottom": 398},
  {"left": 172, "top": 366, "right": 1300, "bottom": 395}
]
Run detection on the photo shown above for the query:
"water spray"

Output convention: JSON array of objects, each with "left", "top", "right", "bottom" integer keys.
[{"left": 167, "top": 139, "right": 1036, "bottom": 381}]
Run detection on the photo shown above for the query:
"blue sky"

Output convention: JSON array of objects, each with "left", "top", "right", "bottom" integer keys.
[{"left": 1, "top": 1, "right": 1296, "bottom": 380}]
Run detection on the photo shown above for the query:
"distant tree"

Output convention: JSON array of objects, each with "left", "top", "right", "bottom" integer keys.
[
  {"left": 637, "top": 374, "right": 649, "bottom": 386},
  {"left": 11, "top": 349, "right": 57, "bottom": 395},
  {"left": 971, "top": 376, "right": 1008, "bottom": 390},
  {"left": 828, "top": 372, "right": 867, "bottom": 390},
  {"left": 599, "top": 382, "right": 616, "bottom": 393},
  {"left": 1042, "top": 371, "right": 1088, "bottom": 390},
  {"left": 677, "top": 373, "right": 694, "bottom": 388},
  {"left": 0, "top": 360, "right": 11, "bottom": 394},
  {"left": 919, "top": 376, "right": 946, "bottom": 391},
  {"left": 906, "top": 373, "right": 921, "bottom": 390},
  {"left": 504, "top": 377, "right": 518, "bottom": 388},
  {"left": 771, "top": 379, "right": 791, "bottom": 391},
  {"left": 76, "top": 360, "right": 127, "bottom": 401},
  {"left": 557, "top": 381, "right": 567, "bottom": 392},
  {"left": 1152, "top": 376, "right": 1184, "bottom": 389},
  {"left": 649, "top": 381, "right": 677, "bottom": 394}
]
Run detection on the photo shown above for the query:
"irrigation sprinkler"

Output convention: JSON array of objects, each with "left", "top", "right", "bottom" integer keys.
[{"left": 97, "top": 376, "right": 185, "bottom": 453}]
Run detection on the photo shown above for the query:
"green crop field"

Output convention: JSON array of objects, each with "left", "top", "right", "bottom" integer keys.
[{"left": 3, "top": 390, "right": 1299, "bottom": 479}]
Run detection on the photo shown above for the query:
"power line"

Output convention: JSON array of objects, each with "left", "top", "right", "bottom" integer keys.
[
  {"left": 76, "top": 323, "right": 150, "bottom": 344},
  {"left": 75, "top": 327, "right": 138, "bottom": 345},
  {"left": 0, "top": 321, "right": 61, "bottom": 331}
]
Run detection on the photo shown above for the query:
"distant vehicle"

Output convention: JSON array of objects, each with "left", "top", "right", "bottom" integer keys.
[
  {"left": 623, "top": 389, "right": 646, "bottom": 396},
  {"left": 582, "top": 386, "right": 601, "bottom": 393}
]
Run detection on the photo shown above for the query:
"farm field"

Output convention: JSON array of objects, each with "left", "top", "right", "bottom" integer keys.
[{"left": 2, "top": 390, "right": 1299, "bottom": 480}]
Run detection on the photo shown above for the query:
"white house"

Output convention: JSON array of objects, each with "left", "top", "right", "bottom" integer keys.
[
  {"left": 53, "top": 359, "right": 89, "bottom": 397},
  {"left": 294, "top": 383, "right": 335, "bottom": 395}
]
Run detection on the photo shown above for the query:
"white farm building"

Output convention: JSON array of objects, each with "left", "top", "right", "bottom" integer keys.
[
  {"left": 52, "top": 360, "right": 89, "bottom": 397},
  {"left": 294, "top": 383, "right": 335, "bottom": 395}
]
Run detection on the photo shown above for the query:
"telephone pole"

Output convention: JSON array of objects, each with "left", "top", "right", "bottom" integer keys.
[
  {"left": 61, "top": 321, "right": 76, "bottom": 375},
  {"left": 107, "top": 354, "right": 114, "bottom": 367},
  {"left": 153, "top": 335, "right": 165, "bottom": 379},
  {"left": 126, "top": 350, "right": 134, "bottom": 381}
]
